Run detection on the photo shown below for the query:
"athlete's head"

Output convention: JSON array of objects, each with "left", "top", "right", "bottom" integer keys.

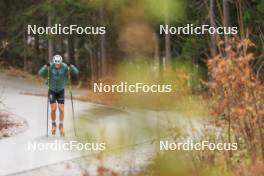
[{"left": 53, "top": 55, "right": 62, "bottom": 68}]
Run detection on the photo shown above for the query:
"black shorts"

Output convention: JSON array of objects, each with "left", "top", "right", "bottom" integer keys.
[{"left": 49, "top": 89, "right": 65, "bottom": 104}]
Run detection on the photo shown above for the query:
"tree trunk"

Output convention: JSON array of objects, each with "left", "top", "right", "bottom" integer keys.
[
  {"left": 164, "top": 0, "right": 171, "bottom": 70},
  {"left": 67, "top": 18, "right": 75, "bottom": 64},
  {"left": 23, "top": 29, "right": 27, "bottom": 72},
  {"left": 48, "top": 8, "right": 53, "bottom": 62},
  {"left": 153, "top": 32, "right": 160, "bottom": 78},
  {"left": 223, "top": 0, "right": 231, "bottom": 50},
  {"left": 100, "top": 7, "right": 107, "bottom": 77},
  {"left": 35, "top": 34, "right": 40, "bottom": 56},
  {"left": 84, "top": 43, "right": 95, "bottom": 84},
  {"left": 97, "top": 50, "right": 101, "bottom": 79},
  {"left": 210, "top": 0, "right": 217, "bottom": 56},
  {"left": 67, "top": 37, "right": 75, "bottom": 64}
]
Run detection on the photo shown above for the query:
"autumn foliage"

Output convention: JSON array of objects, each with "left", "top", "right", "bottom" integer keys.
[{"left": 206, "top": 39, "right": 264, "bottom": 165}]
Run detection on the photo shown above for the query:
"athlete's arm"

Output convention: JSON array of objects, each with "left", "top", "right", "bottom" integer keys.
[
  {"left": 38, "top": 63, "right": 49, "bottom": 77},
  {"left": 68, "top": 64, "right": 79, "bottom": 75}
]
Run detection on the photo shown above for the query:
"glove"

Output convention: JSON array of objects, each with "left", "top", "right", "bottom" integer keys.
[
  {"left": 67, "top": 63, "right": 71, "bottom": 67},
  {"left": 46, "top": 63, "right": 50, "bottom": 67}
]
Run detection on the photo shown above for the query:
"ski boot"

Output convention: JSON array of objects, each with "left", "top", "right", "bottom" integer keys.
[
  {"left": 51, "top": 122, "right": 56, "bottom": 135},
  {"left": 59, "top": 123, "right": 65, "bottom": 137}
]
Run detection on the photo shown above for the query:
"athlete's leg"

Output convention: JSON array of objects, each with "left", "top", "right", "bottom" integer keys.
[
  {"left": 57, "top": 89, "right": 65, "bottom": 136},
  {"left": 57, "top": 89, "right": 65, "bottom": 121},
  {"left": 50, "top": 103, "right": 57, "bottom": 135},
  {"left": 58, "top": 103, "right": 64, "bottom": 122},
  {"left": 49, "top": 90, "right": 57, "bottom": 122},
  {"left": 50, "top": 103, "right": 57, "bottom": 121},
  {"left": 58, "top": 103, "right": 65, "bottom": 136}
]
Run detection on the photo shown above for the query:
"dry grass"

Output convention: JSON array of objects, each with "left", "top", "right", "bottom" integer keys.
[
  {"left": 0, "top": 67, "right": 45, "bottom": 83},
  {"left": 80, "top": 90, "right": 120, "bottom": 106},
  {"left": 0, "top": 112, "right": 16, "bottom": 131}
]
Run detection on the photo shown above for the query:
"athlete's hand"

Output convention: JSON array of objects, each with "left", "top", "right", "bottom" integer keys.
[
  {"left": 45, "top": 63, "right": 50, "bottom": 67},
  {"left": 67, "top": 63, "right": 71, "bottom": 67}
]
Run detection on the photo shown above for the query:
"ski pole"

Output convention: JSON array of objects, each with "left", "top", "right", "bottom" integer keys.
[
  {"left": 46, "top": 66, "right": 50, "bottom": 137},
  {"left": 68, "top": 66, "right": 77, "bottom": 136}
]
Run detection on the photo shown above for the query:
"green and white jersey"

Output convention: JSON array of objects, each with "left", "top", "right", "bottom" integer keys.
[{"left": 38, "top": 63, "right": 79, "bottom": 92}]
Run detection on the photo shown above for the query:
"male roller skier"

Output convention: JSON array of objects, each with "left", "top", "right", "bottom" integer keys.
[{"left": 38, "top": 55, "right": 79, "bottom": 136}]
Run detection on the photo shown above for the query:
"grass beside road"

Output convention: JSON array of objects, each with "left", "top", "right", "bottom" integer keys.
[{"left": 0, "top": 67, "right": 44, "bottom": 83}]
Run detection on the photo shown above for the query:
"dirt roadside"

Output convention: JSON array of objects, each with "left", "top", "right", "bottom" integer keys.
[{"left": 0, "top": 110, "right": 27, "bottom": 139}]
